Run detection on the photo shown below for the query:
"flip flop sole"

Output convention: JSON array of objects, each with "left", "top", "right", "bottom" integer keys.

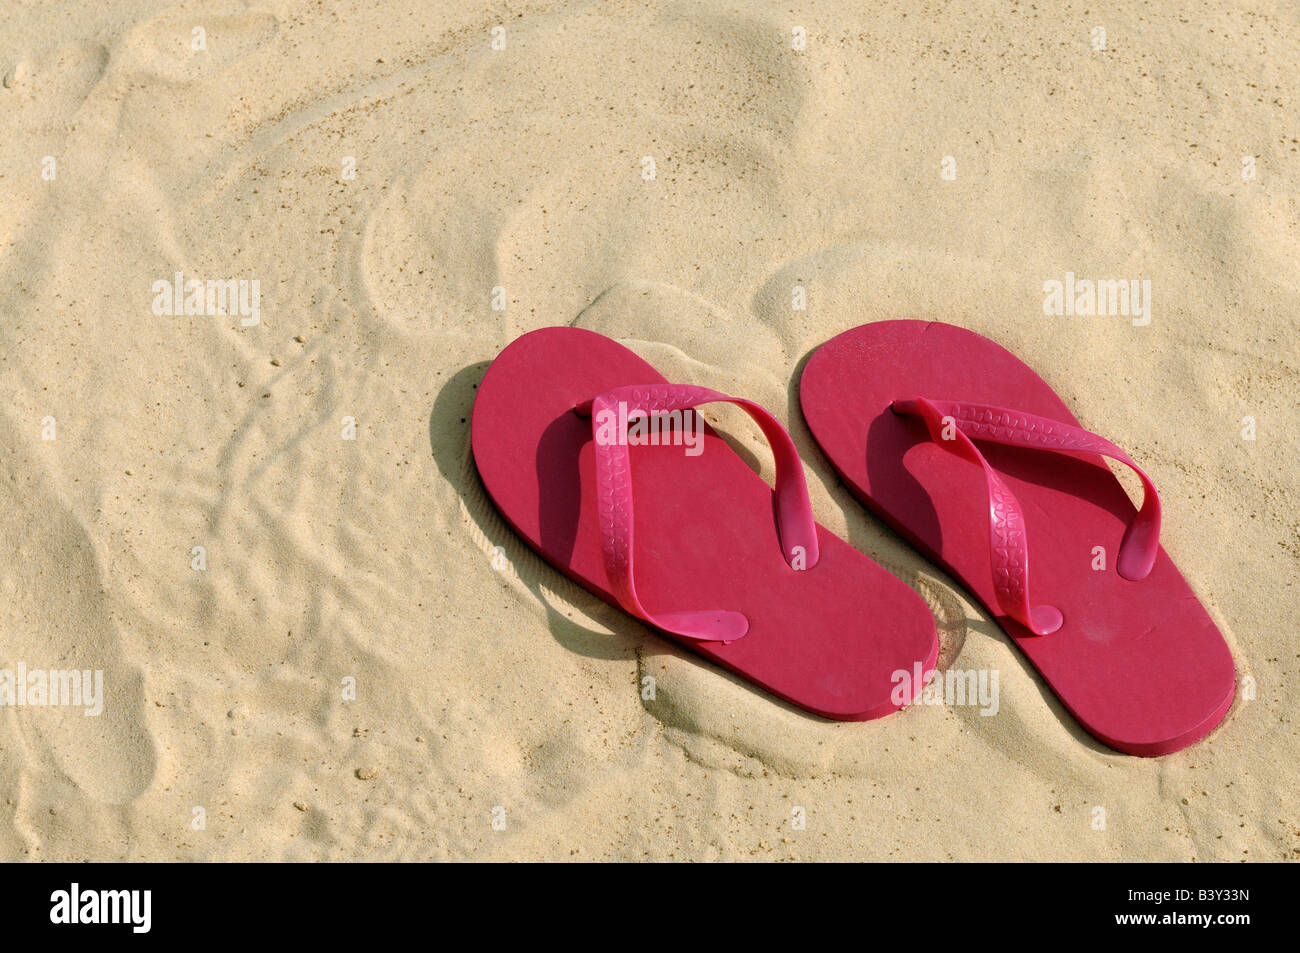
[
  {"left": 800, "top": 320, "right": 1235, "bottom": 754},
  {"left": 472, "top": 327, "right": 938, "bottom": 721}
]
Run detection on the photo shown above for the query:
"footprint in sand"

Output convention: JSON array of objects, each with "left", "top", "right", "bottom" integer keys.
[
  {"left": 1, "top": 42, "right": 108, "bottom": 108},
  {"left": 0, "top": 413, "right": 155, "bottom": 808}
]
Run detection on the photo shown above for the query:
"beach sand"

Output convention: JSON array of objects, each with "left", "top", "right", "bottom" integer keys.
[{"left": 0, "top": 0, "right": 1296, "bottom": 860}]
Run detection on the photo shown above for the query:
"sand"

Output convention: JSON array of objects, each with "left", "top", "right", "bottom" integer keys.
[{"left": 0, "top": 1, "right": 1296, "bottom": 861}]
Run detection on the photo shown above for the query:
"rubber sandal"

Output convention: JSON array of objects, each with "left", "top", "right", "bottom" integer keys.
[
  {"left": 471, "top": 326, "right": 938, "bottom": 720},
  {"left": 799, "top": 320, "right": 1235, "bottom": 754}
]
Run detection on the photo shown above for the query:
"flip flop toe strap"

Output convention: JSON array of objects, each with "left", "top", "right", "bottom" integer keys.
[
  {"left": 892, "top": 397, "right": 1161, "bottom": 636},
  {"left": 576, "top": 384, "right": 818, "bottom": 643}
]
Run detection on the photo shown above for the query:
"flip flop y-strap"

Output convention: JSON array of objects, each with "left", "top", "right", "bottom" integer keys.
[
  {"left": 891, "top": 396, "right": 1162, "bottom": 636},
  {"left": 575, "top": 384, "right": 819, "bottom": 643}
]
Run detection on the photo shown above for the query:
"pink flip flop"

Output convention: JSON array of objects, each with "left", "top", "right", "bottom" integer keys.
[
  {"left": 471, "top": 327, "right": 937, "bottom": 720},
  {"left": 799, "top": 320, "right": 1235, "bottom": 755}
]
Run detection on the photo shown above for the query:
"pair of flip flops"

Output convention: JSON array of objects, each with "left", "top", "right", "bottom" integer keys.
[{"left": 471, "top": 322, "right": 1235, "bottom": 756}]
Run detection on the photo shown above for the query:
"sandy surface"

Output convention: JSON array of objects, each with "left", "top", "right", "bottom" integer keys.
[{"left": 1, "top": 1, "right": 1296, "bottom": 861}]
